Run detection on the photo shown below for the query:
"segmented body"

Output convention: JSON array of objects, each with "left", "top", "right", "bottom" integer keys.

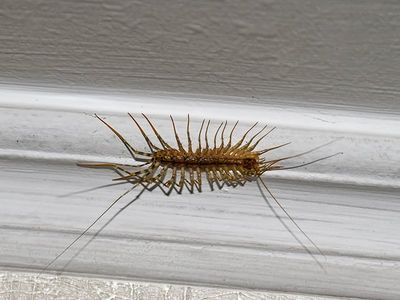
[{"left": 82, "top": 113, "right": 289, "bottom": 193}]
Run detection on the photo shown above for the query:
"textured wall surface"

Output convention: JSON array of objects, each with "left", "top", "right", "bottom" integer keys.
[{"left": 1, "top": 0, "right": 400, "bottom": 111}]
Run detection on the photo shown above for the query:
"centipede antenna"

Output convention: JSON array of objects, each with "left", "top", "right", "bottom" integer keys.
[{"left": 269, "top": 152, "right": 343, "bottom": 171}]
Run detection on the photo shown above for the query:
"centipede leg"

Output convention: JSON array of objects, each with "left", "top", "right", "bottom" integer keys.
[
  {"left": 196, "top": 167, "right": 202, "bottom": 192},
  {"left": 235, "top": 124, "right": 269, "bottom": 153},
  {"left": 236, "top": 166, "right": 253, "bottom": 186},
  {"left": 245, "top": 127, "right": 276, "bottom": 152},
  {"left": 164, "top": 166, "right": 178, "bottom": 194},
  {"left": 170, "top": 115, "right": 187, "bottom": 153},
  {"left": 146, "top": 165, "right": 169, "bottom": 191},
  {"left": 128, "top": 113, "right": 160, "bottom": 152},
  {"left": 95, "top": 114, "right": 152, "bottom": 158},
  {"left": 217, "top": 121, "right": 228, "bottom": 153},
  {"left": 212, "top": 167, "right": 224, "bottom": 190},
  {"left": 196, "top": 119, "right": 205, "bottom": 154},
  {"left": 141, "top": 113, "right": 172, "bottom": 149},
  {"left": 204, "top": 120, "right": 211, "bottom": 150},
  {"left": 186, "top": 115, "right": 193, "bottom": 154},
  {"left": 230, "top": 122, "right": 258, "bottom": 151},
  {"left": 177, "top": 166, "right": 186, "bottom": 194},
  {"left": 213, "top": 122, "right": 224, "bottom": 151},
  {"left": 221, "top": 167, "right": 237, "bottom": 187},
  {"left": 113, "top": 162, "right": 160, "bottom": 181},
  {"left": 223, "top": 120, "right": 238, "bottom": 151},
  {"left": 187, "top": 167, "right": 195, "bottom": 193},
  {"left": 205, "top": 167, "right": 214, "bottom": 191}
]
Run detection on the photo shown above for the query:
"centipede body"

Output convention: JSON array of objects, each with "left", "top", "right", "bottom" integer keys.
[{"left": 81, "top": 113, "right": 290, "bottom": 193}]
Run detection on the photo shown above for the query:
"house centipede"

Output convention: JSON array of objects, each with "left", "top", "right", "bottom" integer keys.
[{"left": 41, "top": 113, "right": 341, "bottom": 274}]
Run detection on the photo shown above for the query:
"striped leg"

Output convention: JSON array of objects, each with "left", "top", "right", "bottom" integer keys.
[
  {"left": 212, "top": 167, "right": 224, "bottom": 189},
  {"left": 204, "top": 120, "right": 211, "bottom": 150},
  {"left": 186, "top": 167, "right": 196, "bottom": 193},
  {"left": 128, "top": 113, "right": 160, "bottom": 152},
  {"left": 213, "top": 122, "right": 224, "bottom": 151},
  {"left": 234, "top": 124, "right": 269, "bottom": 153},
  {"left": 216, "top": 121, "right": 228, "bottom": 153},
  {"left": 95, "top": 114, "right": 152, "bottom": 158},
  {"left": 205, "top": 167, "right": 215, "bottom": 190},
  {"left": 221, "top": 167, "right": 237, "bottom": 187},
  {"left": 229, "top": 122, "right": 258, "bottom": 151},
  {"left": 170, "top": 115, "right": 187, "bottom": 153},
  {"left": 145, "top": 165, "right": 170, "bottom": 190},
  {"left": 196, "top": 167, "right": 202, "bottom": 192},
  {"left": 113, "top": 162, "right": 160, "bottom": 181},
  {"left": 164, "top": 166, "right": 178, "bottom": 190},
  {"left": 177, "top": 166, "right": 186, "bottom": 193},
  {"left": 186, "top": 115, "right": 193, "bottom": 154},
  {"left": 196, "top": 119, "right": 205, "bottom": 154},
  {"left": 141, "top": 113, "right": 172, "bottom": 149}
]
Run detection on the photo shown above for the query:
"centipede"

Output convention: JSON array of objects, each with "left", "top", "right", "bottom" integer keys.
[{"left": 41, "top": 113, "right": 341, "bottom": 274}]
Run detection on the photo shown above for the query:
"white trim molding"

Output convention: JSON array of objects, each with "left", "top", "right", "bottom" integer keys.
[{"left": 0, "top": 86, "right": 399, "bottom": 299}]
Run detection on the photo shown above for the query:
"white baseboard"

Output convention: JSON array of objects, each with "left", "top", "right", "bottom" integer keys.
[{"left": 0, "top": 86, "right": 399, "bottom": 299}]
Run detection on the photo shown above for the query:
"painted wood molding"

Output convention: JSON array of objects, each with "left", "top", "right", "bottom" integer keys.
[{"left": 0, "top": 86, "right": 399, "bottom": 299}]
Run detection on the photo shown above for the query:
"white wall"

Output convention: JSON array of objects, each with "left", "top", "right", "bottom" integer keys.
[{"left": 1, "top": 0, "right": 400, "bottom": 111}]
